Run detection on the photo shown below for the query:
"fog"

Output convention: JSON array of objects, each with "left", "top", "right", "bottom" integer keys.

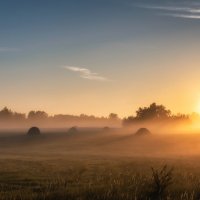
[{"left": 1, "top": 123, "right": 200, "bottom": 161}]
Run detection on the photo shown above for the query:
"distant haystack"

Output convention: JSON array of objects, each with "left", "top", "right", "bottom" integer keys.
[
  {"left": 135, "top": 128, "right": 151, "bottom": 136},
  {"left": 103, "top": 126, "right": 110, "bottom": 131},
  {"left": 68, "top": 126, "right": 78, "bottom": 134},
  {"left": 27, "top": 127, "right": 41, "bottom": 136}
]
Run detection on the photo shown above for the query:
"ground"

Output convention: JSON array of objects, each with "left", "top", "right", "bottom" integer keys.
[{"left": 0, "top": 128, "right": 199, "bottom": 199}]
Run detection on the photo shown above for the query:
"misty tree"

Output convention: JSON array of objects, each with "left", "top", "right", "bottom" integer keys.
[
  {"left": 0, "top": 107, "right": 26, "bottom": 121},
  {"left": 123, "top": 103, "right": 172, "bottom": 126},
  {"left": 28, "top": 111, "right": 48, "bottom": 121},
  {"left": 0, "top": 107, "right": 13, "bottom": 120},
  {"left": 12, "top": 112, "right": 26, "bottom": 121},
  {"left": 122, "top": 116, "right": 137, "bottom": 126},
  {"left": 135, "top": 103, "right": 171, "bottom": 121},
  {"left": 171, "top": 113, "right": 189, "bottom": 121},
  {"left": 109, "top": 113, "right": 119, "bottom": 120}
]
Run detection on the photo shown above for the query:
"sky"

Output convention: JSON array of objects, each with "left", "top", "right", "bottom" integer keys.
[{"left": 1, "top": 0, "right": 200, "bottom": 117}]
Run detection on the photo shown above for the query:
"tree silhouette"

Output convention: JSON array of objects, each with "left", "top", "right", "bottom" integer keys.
[
  {"left": 0, "top": 107, "right": 13, "bottom": 120},
  {"left": 109, "top": 113, "right": 119, "bottom": 120},
  {"left": 13, "top": 112, "right": 26, "bottom": 121},
  {"left": 123, "top": 103, "right": 174, "bottom": 126},
  {"left": 0, "top": 107, "right": 26, "bottom": 122},
  {"left": 28, "top": 111, "right": 48, "bottom": 121},
  {"left": 135, "top": 103, "right": 171, "bottom": 121}
]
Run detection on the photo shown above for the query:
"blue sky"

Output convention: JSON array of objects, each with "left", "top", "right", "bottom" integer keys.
[{"left": 1, "top": 0, "right": 200, "bottom": 116}]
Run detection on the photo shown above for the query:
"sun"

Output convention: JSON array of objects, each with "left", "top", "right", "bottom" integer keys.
[{"left": 196, "top": 101, "right": 200, "bottom": 114}]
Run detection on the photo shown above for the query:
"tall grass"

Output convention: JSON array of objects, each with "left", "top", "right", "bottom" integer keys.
[
  {"left": 0, "top": 163, "right": 199, "bottom": 199},
  {"left": 149, "top": 165, "right": 173, "bottom": 199}
]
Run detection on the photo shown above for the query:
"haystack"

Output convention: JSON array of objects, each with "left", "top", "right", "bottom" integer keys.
[
  {"left": 68, "top": 126, "right": 78, "bottom": 134},
  {"left": 135, "top": 128, "right": 151, "bottom": 136},
  {"left": 27, "top": 127, "right": 41, "bottom": 136},
  {"left": 103, "top": 126, "right": 110, "bottom": 131}
]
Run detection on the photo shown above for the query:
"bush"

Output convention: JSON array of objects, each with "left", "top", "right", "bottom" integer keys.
[{"left": 149, "top": 165, "right": 173, "bottom": 200}]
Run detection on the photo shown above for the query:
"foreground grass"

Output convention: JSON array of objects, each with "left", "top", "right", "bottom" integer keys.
[
  {"left": 0, "top": 156, "right": 199, "bottom": 199},
  {"left": 1, "top": 131, "right": 200, "bottom": 199}
]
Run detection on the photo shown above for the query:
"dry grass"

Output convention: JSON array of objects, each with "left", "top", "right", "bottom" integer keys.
[{"left": 0, "top": 130, "right": 199, "bottom": 199}]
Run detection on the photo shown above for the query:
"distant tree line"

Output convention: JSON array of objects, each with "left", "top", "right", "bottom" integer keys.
[
  {"left": 0, "top": 107, "right": 121, "bottom": 127},
  {"left": 0, "top": 107, "right": 26, "bottom": 121},
  {"left": 0, "top": 103, "right": 195, "bottom": 128},
  {"left": 123, "top": 103, "right": 190, "bottom": 126}
]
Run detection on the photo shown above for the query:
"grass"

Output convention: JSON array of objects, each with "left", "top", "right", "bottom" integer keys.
[
  {"left": 0, "top": 131, "right": 200, "bottom": 199},
  {"left": 149, "top": 165, "right": 174, "bottom": 199},
  {"left": 0, "top": 157, "right": 199, "bottom": 199}
]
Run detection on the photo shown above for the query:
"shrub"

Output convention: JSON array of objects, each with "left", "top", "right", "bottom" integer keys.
[{"left": 149, "top": 165, "right": 173, "bottom": 200}]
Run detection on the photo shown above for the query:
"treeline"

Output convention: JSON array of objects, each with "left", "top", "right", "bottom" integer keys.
[
  {"left": 0, "top": 107, "right": 121, "bottom": 128},
  {"left": 0, "top": 103, "right": 197, "bottom": 128},
  {"left": 0, "top": 107, "right": 26, "bottom": 121},
  {"left": 123, "top": 103, "right": 190, "bottom": 126},
  {"left": 0, "top": 107, "right": 120, "bottom": 121}
]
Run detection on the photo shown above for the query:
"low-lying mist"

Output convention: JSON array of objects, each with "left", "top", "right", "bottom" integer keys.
[
  {"left": 1, "top": 103, "right": 200, "bottom": 160},
  {"left": 0, "top": 124, "right": 200, "bottom": 160}
]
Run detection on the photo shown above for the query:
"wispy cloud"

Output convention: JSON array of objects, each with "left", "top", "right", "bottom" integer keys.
[
  {"left": 136, "top": 3, "right": 200, "bottom": 19},
  {"left": 139, "top": 5, "right": 200, "bottom": 13},
  {"left": 63, "top": 66, "right": 110, "bottom": 81},
  {"left": 0, "top": 47, "right": 20, "bottom": 52},
  {"left": 162, "top": 13, "right": 200, "bottom": 19}
]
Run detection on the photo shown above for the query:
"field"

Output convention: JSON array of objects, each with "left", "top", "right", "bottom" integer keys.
[{"left": 0, "top": 128, "right": 200, "bottom": 199}]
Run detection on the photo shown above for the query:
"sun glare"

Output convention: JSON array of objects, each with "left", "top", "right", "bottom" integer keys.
[{"left": 196, "top": 101, "right": 200, "bottom": 114}]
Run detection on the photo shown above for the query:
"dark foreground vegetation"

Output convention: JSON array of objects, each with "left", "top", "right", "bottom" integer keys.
[{"left": 0, "top": 157, "right": 200, "bottom": 200}]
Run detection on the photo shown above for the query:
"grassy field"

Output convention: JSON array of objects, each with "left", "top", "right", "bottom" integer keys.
[{"left": 0, "top": 129, "right": 200, "bottom": 199}]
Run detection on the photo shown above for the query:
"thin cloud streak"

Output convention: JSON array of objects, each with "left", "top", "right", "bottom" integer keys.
[
  {"left": 136, "top": 4, "right": 200, "bottom": 19},
  {"left": 162, "top": 13, "right": 200, "bottom": 19},
  {"left": 138, "top": 5, "right": 200, "bottom": 14},
  {"left": 63, "top": 66, "right": 110, "bottom": 81}
]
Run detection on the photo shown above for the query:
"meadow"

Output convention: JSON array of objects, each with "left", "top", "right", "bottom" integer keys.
[{"left": 0, "top": 128, "right": 200, "bottom": 199}]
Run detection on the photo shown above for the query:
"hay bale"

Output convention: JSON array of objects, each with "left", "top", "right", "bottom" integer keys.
[
  {"left": 27, "top": 127, "right": 41, "bottom": 136},
  {"left": 103, "top": 126, "right": 110, "bottom": 131},
  {"left": 135, "top": 128, "right": 151, "bottom": 136},
  {"left": 68, "top": 126, "right": 78, "bottom": 134}
]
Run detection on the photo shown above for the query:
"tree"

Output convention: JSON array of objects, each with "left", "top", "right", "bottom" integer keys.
[
  {"left": 0, "top": 107, "right": 13, "bottom": 120},
  {"left": 135, "top": 103, "right": 171, "bottom": 121},
  {"left": 13, "top": 112, "right": 26, "bottom": 121},
  {"left": 28, "top": 111, "right": 48, "bottom": 121},
  {"left": 109, "top": 113, "right": 119, "bottom": 120}
]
